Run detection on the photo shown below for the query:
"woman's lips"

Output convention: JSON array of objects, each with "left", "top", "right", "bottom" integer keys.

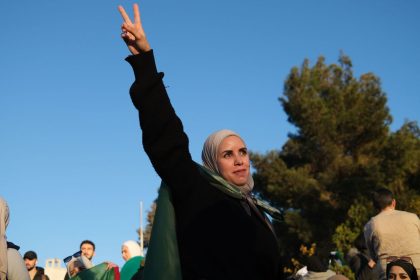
[{"left": 233, "top": 169, "right": 247, "bottom": 176}]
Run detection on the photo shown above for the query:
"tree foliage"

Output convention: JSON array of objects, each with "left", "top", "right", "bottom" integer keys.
[
  {"left": 251, "top": 53, "right": 420, "bottom": 277},
  {"left": 137, "top": 201, "right": 156, "bottom": 248}
]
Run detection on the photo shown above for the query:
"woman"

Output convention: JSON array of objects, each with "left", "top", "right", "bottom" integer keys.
[
  {"left": 0, "top": 197, "right": 30, "bottom": 280},
  {"left": 118, "top": 4, "right": 281, "bottom": 280},
  {"left": 120, "top": 240, "right": 144, "bottom": 280},
  {"left": 386, "top": 258, "right": 418, "bottom": 280}
]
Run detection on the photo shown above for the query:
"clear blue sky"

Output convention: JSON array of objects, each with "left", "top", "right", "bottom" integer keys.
[{"left": 1, "top": 0, "right": 419, "bottom": 269}]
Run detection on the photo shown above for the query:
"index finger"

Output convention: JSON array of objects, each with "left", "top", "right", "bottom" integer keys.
[
  {"left": 118, "top": 5, "right": 133, "bottom": 25},
  {"left": 133, "top": 3, "right": 141, "bottom": 25}
]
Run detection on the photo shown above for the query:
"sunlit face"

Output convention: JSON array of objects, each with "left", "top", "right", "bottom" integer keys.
[
  {"left": 388, "top": 265, "right": 410, "bottom": 280},
  {"left": 121, "top": 245, "right": 131, "bottom": 261},
  {"left": 24, "top": 258, "right": 37, "bottom": 271},
  {"left": 80, "top": 243, "right": 95, "bottom": 260},
  {"left": 216, "top": 136, "right": 250, "bottom": 186}
]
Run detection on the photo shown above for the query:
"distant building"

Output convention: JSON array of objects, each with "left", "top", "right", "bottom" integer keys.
[{"left": 45, "top": 258, "right": 67, "bottom": 280}]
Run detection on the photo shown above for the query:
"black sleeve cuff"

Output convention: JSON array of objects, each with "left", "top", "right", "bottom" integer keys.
[{"left": 125, "top": 49, "right": 159, "bottom": 82}]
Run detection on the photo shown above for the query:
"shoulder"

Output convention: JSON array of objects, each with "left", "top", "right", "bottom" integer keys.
[
  {"left": 6, "top": 248, "right": 30, "bottom": 280},
  {"left": 36, "top": 267, "right": 45, "bottom": 275},
  {"left": 7, "top": 247, "right": 23, "bottom": 262},
  {"left": 364, "top": 218, "right": 374, "bottom": 231},
  {"left": 395, "top": 210, "right": 420, "bottom": 220}
]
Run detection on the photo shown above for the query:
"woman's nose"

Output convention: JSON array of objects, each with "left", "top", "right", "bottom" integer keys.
[{"left": 234, "top": 155, "right": 243, "bottom": 165}]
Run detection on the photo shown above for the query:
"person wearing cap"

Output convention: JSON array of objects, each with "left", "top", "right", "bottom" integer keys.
[{"left": 23, "top": 251, "right": 45, "bottom": 280}]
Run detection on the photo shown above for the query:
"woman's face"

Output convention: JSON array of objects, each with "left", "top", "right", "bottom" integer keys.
[
  {"left": 122, "top": 245, "right": 131, "bottom": 261},
  {"left": 216, "top": 136, "right": 250, "bottom": 186},
  {"left": 388, "top": 265, "right": 410, "bottom": 280}
]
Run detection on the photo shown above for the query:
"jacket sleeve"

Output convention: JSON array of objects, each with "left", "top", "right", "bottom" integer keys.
[
  {"left": 125, "top": 50, "right": 199, "bottom": 200},
  {"left": 7, "top": 249, "right": 30, "bottom": 280},
  {"left": 363, "top": 220, "right": 378, "bottom": 261}
]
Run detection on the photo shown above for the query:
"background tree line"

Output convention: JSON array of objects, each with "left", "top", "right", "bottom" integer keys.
[{"left": 140, "top": 53, "right": 420, "bottom": 278}]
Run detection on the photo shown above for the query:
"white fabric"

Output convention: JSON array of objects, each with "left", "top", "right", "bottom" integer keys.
[
  {"left": 123, "top": 240, "right": 142, "bottom": 259},
  {"left": 0, "top": 197, "right": 9, "bottom": 280}
]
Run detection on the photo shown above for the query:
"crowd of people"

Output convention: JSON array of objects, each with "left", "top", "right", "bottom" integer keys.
[
  {"left": 1, "top": 2, "right": 419, "bottom": 280},
  {"left": 0, "top": 199, "right": 144, "bottom": 280}
]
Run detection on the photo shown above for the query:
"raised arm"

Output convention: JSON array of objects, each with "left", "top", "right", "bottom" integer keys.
[{"left": 118, "top": 4, "right": 200, "bottom": 203}]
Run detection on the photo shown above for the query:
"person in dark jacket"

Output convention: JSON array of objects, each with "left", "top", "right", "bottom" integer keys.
[
  {"left": 23, "top": 251, "right": 45, "bottom": 280},
  {"left": 118, "top": 3, "right": 282, "bottom": 280},
  {"left": 346, "top": 233, "right": 381, "bottom": 280}
]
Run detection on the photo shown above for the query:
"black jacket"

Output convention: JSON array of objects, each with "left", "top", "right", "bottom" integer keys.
[{"left": 126, "top": 50, "right": 282, "bottom": 280}]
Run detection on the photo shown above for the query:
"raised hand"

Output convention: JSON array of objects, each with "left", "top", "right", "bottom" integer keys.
[{"left": 118, "top": 3, "right": 151, "bottom": 55}]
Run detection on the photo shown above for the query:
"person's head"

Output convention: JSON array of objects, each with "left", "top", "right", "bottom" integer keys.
[
  {"left": 386, "top": 257, "right": 418, "bottom": 280},
  {"left": 23, "top": 251, "right": 38, "bottom": 271},
  {"left": 79, "top": 240, "right": 95, "bottom": 261},
  {"left": 305, "top": 255, "right": 329, "bottom": 273},
  {"left": 373, "top": 188, "right": 396, "bottom": 211},
  {"left": 327, "top": 276, "right": 349, "bottom": 280},
  {"left": 121, "top": 240, "right": 142, "bottom": 261},
  {"left": 202, "top": 129, "right": 253, "bottom": 193},
  {"left": 67, "top": 258, "right": 86, "bottom": 277}
]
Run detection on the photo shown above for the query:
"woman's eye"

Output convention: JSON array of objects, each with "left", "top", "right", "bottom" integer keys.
[
  {"left": 240, "top": 149, "right": 247, "bottom": 156},
  {"left": 223, "top": 153, "right": 232, "bottom": 158}
]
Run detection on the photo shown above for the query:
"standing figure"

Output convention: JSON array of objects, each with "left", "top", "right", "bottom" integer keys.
[
  {"left": 0, "top": 197, "right": 30, "bottom": 280},
  {"left": 24, "top": 251, "right": 45, "bottom": 280},
  {"left": 118, "top": 3, "right": 282, "bottom": 280},
  {"left": 120, "top": 240, "right": 144, "bottom": 280},
  {"left": 364, "top": 188, "right": 420, "bottom": 279}
]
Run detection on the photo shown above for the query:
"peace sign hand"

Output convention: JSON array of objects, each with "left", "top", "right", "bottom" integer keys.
[{"left": 118, "top": 3, "right": 151, "bottom": 55}]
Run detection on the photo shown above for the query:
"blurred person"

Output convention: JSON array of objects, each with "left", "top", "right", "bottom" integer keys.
[
  {"left": 118, "top": 4, "right": 283, "bottom": 279},
  {"left": 64, "top": 251, "right": 119, "bottom": 280},
  {"left": 297, "top": 254, "right": 336, "bottom": 279},
  {"left": 63, "top": 251, "right": 92, "bottom": 278},
  {"left": 327, "top": 276, "right": 349, "bottom": 280},
  {"left": 386, "top": 256, "right": 418, "bottom": 280},
  {"left": 24, "top": 251, "right": 45, "bottom": 280},
  {"left": 120, "top": 240, "right": 144, "bottom": 280},
  {"left": 364, "top": 188, "right": 420, "bottom": 279},
  {"left": 346, "top": 233, "right": 381, "bottom": 280},
  {"left": 0, "top": 197, "right": 30, "bottom": 280},
  {"left": 64, "top": 241, "right": 95, "bottom": 280}
]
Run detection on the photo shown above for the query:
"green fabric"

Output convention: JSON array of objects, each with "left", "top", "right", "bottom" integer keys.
[
  {"left": 120, "top": 256, "right": 144, "bottom": 280},
  {"left": 142, "top": 182, "right": 182, "bottom": 280},
  {"left": 198, "top": 164, "right": 283, "bottom": 220},
  {"left": 142, "top": 164, "right": 282, "bottom": 280},
  {"left": 70, "top": 263, "right": 118, "bottom": 280}
]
